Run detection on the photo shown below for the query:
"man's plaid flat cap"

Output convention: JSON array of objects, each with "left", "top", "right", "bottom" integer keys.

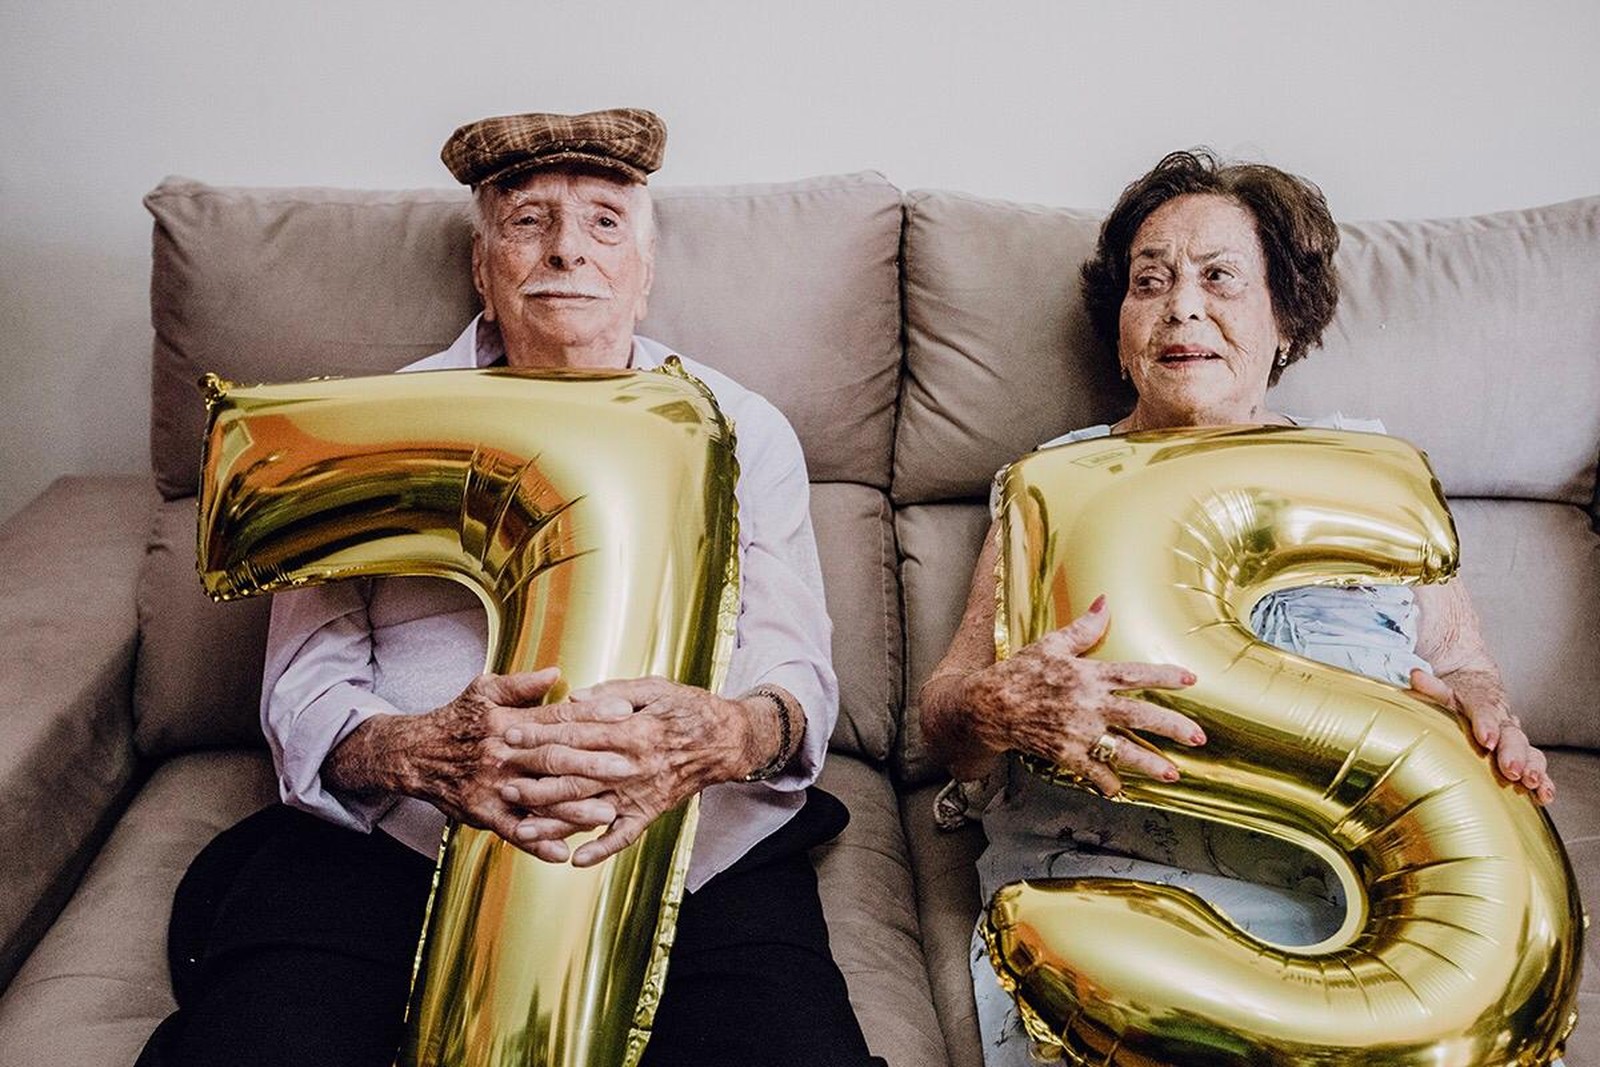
[{"left": 440, "top": 108, "right": 666, "bottom": 187}]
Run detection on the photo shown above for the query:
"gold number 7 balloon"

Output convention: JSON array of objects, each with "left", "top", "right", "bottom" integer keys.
[
  {"left": 987, "top": 426, "right": 1583, "bottom": 1067},
  {"left": 196, "top": 360, "right": 740, "bottom": 1067}
]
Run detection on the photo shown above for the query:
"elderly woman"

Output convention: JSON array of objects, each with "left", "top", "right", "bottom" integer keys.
[{"left": 918, "top": 150, "right": 1557, "bottom": 1065}]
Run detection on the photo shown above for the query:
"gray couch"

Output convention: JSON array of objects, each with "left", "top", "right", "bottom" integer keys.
[{"left": 0, "top": 171, "right": 1595, "bottom": 1066}]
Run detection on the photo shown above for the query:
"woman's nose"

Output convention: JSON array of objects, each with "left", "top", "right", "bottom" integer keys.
[{"left": 1163, "top": 275, "right": 1204, "bottom": 322}]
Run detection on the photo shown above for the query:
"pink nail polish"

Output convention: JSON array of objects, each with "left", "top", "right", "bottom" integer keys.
[
  {"left": 1163, "top": 768, "right": 1180, "bottom": 782},
  {"left": 1089, "top": 594, "right": 1107, "bottom": 613},
  {"left": 1190, "top": 731, "right": 1206, "bottom": 746}
]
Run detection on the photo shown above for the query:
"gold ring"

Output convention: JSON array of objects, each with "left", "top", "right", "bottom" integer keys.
[{"left": 1088, "top": 732, "right": 1120, "bottom": 764}]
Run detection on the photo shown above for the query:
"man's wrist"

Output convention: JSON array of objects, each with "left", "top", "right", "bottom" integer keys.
[{"left": 738, "top": 684, "right": 799, "bottom": 782}]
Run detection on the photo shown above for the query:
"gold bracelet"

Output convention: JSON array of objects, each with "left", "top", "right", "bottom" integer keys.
[{"left": 739, "top": 684, "right": 795, "bottom": 782}]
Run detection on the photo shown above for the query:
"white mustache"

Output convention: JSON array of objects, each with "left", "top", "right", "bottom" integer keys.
[{"left": 521, "top": 285, "right": 608, "bottom": 299}]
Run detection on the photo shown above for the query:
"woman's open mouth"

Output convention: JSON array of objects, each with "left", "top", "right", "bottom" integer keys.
[{"left": 1157, "top": 346, "right": 1221, "bottom": 365}]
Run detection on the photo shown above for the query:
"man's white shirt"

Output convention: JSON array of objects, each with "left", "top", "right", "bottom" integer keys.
[{"left": 259, "top": 315, "right": 838, "bottom": 890}]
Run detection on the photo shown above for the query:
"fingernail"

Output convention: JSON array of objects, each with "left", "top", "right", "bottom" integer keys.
[
  {"left": 500, "top": 784, "right": 518, "bottom": 802},
  {"left": 1181, "top": 672, "right": 1197, "bottom": 686},
  {"left": 1189, "top": 730, "right": 1206, "bottom": 746},
  {"left": 505, "top": 727, "right": 524, "bottom": 745},
  {"left": 515, "top": 823, "right": 536, "bottom": 841},
  {"left": 570, "top": 688, "right": 591, "bottom": 701},
  {"left": 1162, "top": 768, "right": 1180, "bottom": 782},
  {"left": 1089, "top": 594, "right": 1107, "bottom": 613}
]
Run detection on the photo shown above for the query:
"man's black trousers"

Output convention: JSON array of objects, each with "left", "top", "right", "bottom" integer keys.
[{"left": 136, "top": 789, "right": 884, "bottom": 1067}]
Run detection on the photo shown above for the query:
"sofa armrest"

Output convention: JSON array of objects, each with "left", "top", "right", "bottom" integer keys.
[{"left": 0, "top": 476, "right": 154, "bottom": 989}]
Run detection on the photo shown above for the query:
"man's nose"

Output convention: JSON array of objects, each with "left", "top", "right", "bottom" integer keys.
[
  {"left": 1163, "top": 274, "right": 1204, "bottom": 322},
  {"left": 544, "top": 215, "right": 586, "bottom": 270}
]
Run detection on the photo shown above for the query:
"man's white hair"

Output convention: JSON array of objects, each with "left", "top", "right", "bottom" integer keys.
[{"left": 471, "top": 174, "right": 657, "bottom": 258}]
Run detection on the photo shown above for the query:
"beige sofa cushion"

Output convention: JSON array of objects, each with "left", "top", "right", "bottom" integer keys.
[
  {"left": 145, "top": 172, "right": 903, "bottom": 500},
  {"left": 894, "top": 191, "right": 1119, "bottom": 507},
  {"left": 813, "top": 756, "right": 947, "bottom": 1067},
  {"left": 0, "top": 477, "right": 151, "bottom": 987},
  {"left": 1450, "top": 499, "right": 1600, "bottom": 749},
  {"left": 0, "top": 751, "right": 278, "bottom": 1067},
  {"left": 134, "top": 487, "right": 902, "bottom": 762},
  {"left": 896, "top": 191, "right": 1600, "bottom": 506}
]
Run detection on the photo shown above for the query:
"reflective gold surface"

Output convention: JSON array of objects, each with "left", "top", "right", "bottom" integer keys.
[
  {"left": 987, "top": 426, "right": 1583, "bottom": 1066},
  {"left": 197, "top": 360, "right": 740, "bottom": 1067}
]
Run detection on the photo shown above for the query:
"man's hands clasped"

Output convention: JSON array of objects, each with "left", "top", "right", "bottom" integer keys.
[{"left": 385, "top": 669, "right": 789, "bottom": 867}]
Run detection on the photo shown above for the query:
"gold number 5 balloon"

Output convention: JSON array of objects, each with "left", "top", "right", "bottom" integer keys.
[
  {"left": 196, "top": 361, "right": 740, "bottom": 1067},
  {"left": 987, "top": 426, "right": 1583, "bottom": 1066}
]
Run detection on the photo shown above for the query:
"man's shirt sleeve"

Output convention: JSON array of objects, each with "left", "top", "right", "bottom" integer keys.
[
  {"left": 259, "top": 580, "right": 405, "bottom": 831},
  {"left": 719, "top": 397, "right": 839, "bottom": 792}
]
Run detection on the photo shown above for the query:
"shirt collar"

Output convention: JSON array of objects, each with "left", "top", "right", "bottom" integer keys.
[{"left": 453, "top": 313, "right": 664, "bottom": 371}]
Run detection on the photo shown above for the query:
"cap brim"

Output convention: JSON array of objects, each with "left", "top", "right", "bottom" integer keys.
[{"left": 480, "top": 150, "right": 649, "bottom": 188}]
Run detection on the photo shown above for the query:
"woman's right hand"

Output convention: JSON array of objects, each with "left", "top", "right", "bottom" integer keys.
[{"left": 960, "top": 595, "right": 1206, "bottom": 796}]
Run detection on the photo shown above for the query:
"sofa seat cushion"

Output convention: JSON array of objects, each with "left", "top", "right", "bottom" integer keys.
[
  {"left": 900, "top": 749, "right": 1600, "bottom": 1067},
  {"left": 813, "top": 755, "right": 947, "bottom": 1067},
  {"left": 0, "top": 750, "right": 277, "bottom": 1067},
  {"left": 0, "top": 475, "right": 153, "bottom": 987},
  {"left": 899, "top": 781, "right": 987, "bottom": 1067}
]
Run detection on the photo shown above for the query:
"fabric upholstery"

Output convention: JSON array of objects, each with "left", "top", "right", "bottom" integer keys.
[
  {"left": 0, "top": 751, "right": 277, "bottom": 1067},
  {"left": 134, "top": 497, "right": 271, "bottom": 757},
  {"left": 146, "top": 172, "right": 902, "bottom": 500},
  {"left": 1451, "top": 500, "right": 1600, "bottom": 749},
  {"left": 810, "top": 484, "right": 903, "bottom": 762},
  {"left": 0, "top": 476, "right": 152, "bottom": 988},
  {"left": 1270, "top": 196, "right": 1600, "bottom": 504},
  {"left": 894, "top": 502, "right": 992, "bottom": 784},
  {"left": 899, "top": 782, "right": 987, "bottom": 1067},
  {"left": 813, "top": 756, "right": 947, "bottom": 1067},
  {"left": 895, "top": 190, "right": 1120, "bottom": 507}
]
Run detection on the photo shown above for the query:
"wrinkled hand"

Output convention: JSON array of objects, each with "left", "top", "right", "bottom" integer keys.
[
  {"left": 498, "top": 677, "right": 751, "bottom": 867},
  {"left": 1406, "top": 668, "right": 1555, "bottom": 804},
  {"left": 961, "top": 596, "right": 1204, "bottom": 796},
  {"left": 399, "top": 668, "right": 634, "bottom": 862}
]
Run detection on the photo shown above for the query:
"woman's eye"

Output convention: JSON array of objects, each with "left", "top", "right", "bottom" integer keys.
[
  {"left": 1206, "top": 266, "right": 1237, "bottom": 283},
  {"left": 1133, "top": 274, "right": 1163, "bottom": 293}
]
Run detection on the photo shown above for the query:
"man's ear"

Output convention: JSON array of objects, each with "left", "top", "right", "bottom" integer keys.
[{"left": 471, "top": 235, "right": 495, "bottom": 323}]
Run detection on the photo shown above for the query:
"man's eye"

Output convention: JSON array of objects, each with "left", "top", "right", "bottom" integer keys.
[
  {"left": 512, "top": 214, "right": 539, "bottom": 227},
  {"left": 1133, "top": 274, "right": 1164, "bottom": 293},
  {"left": 596, "top": 216, "right": 618, "bottom": 229},
  {"left": 1206, "top": 266, "right": 1236, "bottom": 283}
]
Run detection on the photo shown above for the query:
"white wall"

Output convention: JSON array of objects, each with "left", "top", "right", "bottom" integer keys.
[{"left": 2, "top": 0, "right": 1597, "bottom": 522}]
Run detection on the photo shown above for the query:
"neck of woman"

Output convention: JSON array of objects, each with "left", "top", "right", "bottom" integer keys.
[{"left": 1118, "top": 397, "right": 1289, "bottom": 433}]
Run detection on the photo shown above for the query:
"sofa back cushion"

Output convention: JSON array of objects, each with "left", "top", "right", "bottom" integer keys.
[
  {"left": 136, "top": 174, "right": 904, "bottom": 761},
  {"left": 894, "top": 189, "right": 1600, "bottom": 779}
]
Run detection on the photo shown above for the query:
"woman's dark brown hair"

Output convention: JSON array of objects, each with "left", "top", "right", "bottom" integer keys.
[{"left": 1081, "top": 149, "right": 1340, "bottom": 385}]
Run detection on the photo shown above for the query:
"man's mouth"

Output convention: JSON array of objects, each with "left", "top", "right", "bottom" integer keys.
[{"left": 522, "top": 289, "right": 607, "bottom": 301}]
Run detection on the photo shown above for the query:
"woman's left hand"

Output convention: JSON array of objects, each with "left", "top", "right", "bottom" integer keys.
[{"left": 1406, "top": 668, "right": 1555, "bottom": 804}]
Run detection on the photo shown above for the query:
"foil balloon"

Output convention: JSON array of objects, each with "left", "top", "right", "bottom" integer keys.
[
  {"left": 986, "top": 426, "right": 1584, "bottom": 1066},
  {"left": 196, "top": 360, "right": 741, "bottom": 1067}
]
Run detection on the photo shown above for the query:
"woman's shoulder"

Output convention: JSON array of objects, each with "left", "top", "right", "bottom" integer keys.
[{"left": 1290, "top": 412, "right": 1388, "bottom": 434}]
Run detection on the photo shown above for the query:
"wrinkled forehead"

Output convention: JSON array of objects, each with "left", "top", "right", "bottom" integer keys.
[{"left": 1130, "top": 193, "right": 1263, "bottom": 264}]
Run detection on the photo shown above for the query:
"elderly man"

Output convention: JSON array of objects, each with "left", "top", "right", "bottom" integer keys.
[{"left": 138, "top": 109, "right": 883, "bottom": 1067}]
